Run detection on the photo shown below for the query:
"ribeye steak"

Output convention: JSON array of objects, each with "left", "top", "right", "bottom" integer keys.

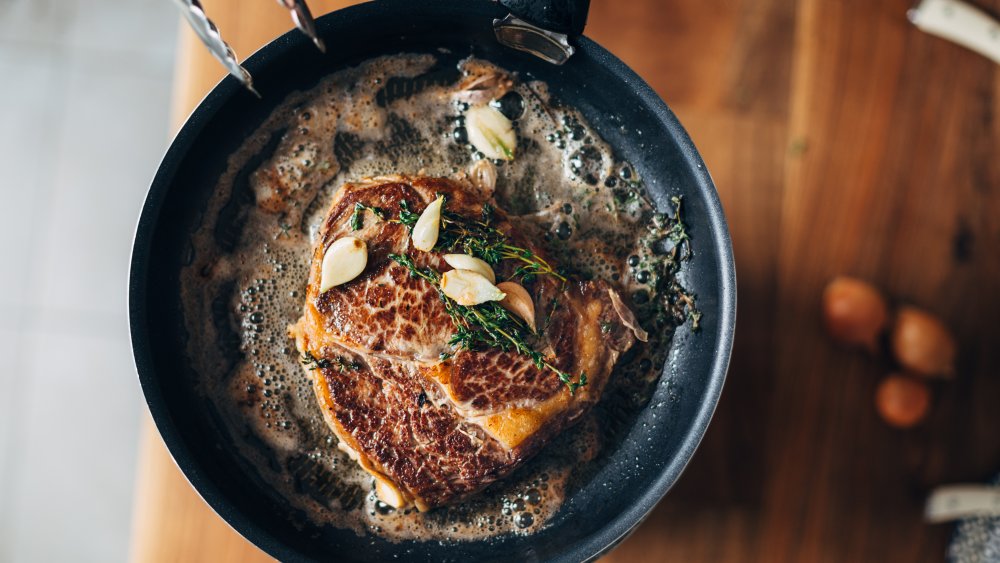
[{"left": 291, "top": 169, "right": 640, "bottom": 510}]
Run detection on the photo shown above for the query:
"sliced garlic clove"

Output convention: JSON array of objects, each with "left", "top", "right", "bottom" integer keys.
[
  {"left": 443, "top": 254, "right": 496, "bottom": 283},
  {"left": 319, "top": 236, "right": 367, "bottom": 292},
  {"left": 411, "top": 195, "right": 444, "bottom": 252},
  {"left": 441, "top": 269, "right": 506, "bottom": 306},
  {"left": 496, "top": 281, "right": 536, "bottom": 331},
  {"left": 465, "top": 104, "right": 516, "bottom": 160}
]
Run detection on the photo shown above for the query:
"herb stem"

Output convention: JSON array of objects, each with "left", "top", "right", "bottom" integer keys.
[
  {"left": 389, "top": 252, "right": 585, "bottom": 393},
  {"left": 499, "top": 244, "right": 566, "bottom": 282},
  {"left": 350, "top": 202, "right": 386, "bottom": 231}
]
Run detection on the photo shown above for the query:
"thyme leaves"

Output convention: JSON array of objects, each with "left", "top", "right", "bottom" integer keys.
[
  {"left": 643, "top": 195, "right": 700, "bottom": 332},
  {"left": 389, "top": 252, "right": 586, "bottom": 394},
  {"left": 363, "top": 195, "right": 565, "bottom": 284},
  {"left": 345, "top": 195, "right": 583, "bottom": 392},
  {"left": 300, "top": 351, "right": 361, "bottom": 373},
  {"left": 275, "top": 221, "right": 293, "bottom": 239},
  {"left": 395, "top": 199, "right": 419, "bottom": 230},
  {"left": 664, "top": 196, "right": 692, "bottom": 259},
  {"left": 349, "top": 202, "right": 386, "bottom": 231},
  {"left": 435, "top": 200, "right": 565, "bottom": 283}
]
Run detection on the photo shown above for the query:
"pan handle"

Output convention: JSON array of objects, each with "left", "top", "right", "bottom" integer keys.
[
  {"left": 493, "top": 0, "right": 589, "bottom": 64},
  {"left": 497, "top": 0, "right": 591, "bottom": 36}
]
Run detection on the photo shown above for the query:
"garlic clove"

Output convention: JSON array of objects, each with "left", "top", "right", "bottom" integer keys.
[
  {"left": 496, "top": 281, "right": 536, "bottom": 331},
  {"left": 465, "top": 105, "right": 516, "bottom": 160},
  {"left": 319, "top": 236, "right": 368, "bottom": 292},
  {"left": 441, "top": 269, "right": 506, "bottom": 306},
  {"left": 411, "top": 195, "right": 444, "bottom": 252},
  {"left": 443, "top": 254, "right": 496, "bottom": 283},
  {"left": 374, "top": 474, "right": 410, "bottom": 509},
  {"left": 468, "top": 159, "right": 497, "bottom": 197}
]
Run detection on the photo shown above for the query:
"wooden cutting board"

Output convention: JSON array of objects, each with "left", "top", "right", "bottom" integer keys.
[{"left": 130, "top": 1, "right": 1000, "bottom": 561}]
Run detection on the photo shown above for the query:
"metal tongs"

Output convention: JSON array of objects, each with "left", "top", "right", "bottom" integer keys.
[{"left": 171, "top": 0, "right": 326, "bottom": 96}]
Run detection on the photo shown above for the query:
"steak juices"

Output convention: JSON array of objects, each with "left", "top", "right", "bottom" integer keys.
[{"left": 180, "top": 54, "right": 692, "bottom": 540}]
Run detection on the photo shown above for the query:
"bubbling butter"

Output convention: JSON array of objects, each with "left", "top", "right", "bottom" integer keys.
[{"left": 179, "top": 53, "right": 681, "bottom": 543}]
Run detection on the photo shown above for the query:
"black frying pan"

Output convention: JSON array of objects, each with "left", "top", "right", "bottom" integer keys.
[{"left": 129, "top": 0, "right": 736, "bottom": 560}]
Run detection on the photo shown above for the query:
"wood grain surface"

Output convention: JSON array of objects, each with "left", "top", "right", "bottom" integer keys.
[{"left": 130, "top": 0, "right": 1000, "bottom": 561}]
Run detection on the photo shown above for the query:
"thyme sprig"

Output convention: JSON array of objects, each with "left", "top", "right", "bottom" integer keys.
[
  {"left": 389, "top": 252, "right": 586, "bottom": 394},
  {"left": 361, "top": 196, "right": 564, "bottom": 284},
  {"left": 664, "top": 196, "right": 692, "bottom": 259},
  {"left": 436, "top": 201, "right": 566, "bottom": 283},
  {"left": 644, "top": 195, "right": 700, "bottom": 331},
  {"left": 395, "top": 200, "right": 419, "bottom": 230},
  {"left": 275, "top": 221, "right": 292, "bottom": 239},
  {"left": 349, "top": 202, "right": 386, "bottom": 231},
  {"left": 301, "top": 351, "right": 361, "bottom": 373}
]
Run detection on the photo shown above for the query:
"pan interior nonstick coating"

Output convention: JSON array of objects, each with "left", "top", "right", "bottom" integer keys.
[{"left": 130, "top": 2, "right": 734, "bottom": 561}]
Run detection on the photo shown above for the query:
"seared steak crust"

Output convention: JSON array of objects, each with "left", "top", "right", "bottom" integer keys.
[
  {"left": 311, "top": 350, "right": 513, "bottom": 509},
  {"left": 307, "top": 178, "right": 462, "bottom": 362},
  {"left": 293, "top": 173, "right": 637, "bottom": 510}
]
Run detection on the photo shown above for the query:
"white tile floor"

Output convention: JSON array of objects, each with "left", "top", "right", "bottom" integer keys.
[{"left": 0, "top": 0, "right": 177, "bottom": 560}]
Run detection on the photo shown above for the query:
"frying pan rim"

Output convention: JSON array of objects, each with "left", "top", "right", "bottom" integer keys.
[{"left": 129, "top": 2, "right": 736, "bottom": 561}]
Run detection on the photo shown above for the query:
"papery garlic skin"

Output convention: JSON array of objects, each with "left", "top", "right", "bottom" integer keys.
[
  {"left": 496, "top": 281, "right": 536, "bottom": 331},
  {"left": 469, "top": 159, "right": 497, "bottom": 196}
]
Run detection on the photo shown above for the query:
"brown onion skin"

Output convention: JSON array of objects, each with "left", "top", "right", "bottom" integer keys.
[
  {"left": 875, "top": 374, "right": 931, "bottom": 428},
  {"left": 822, "top": 276, "right": 889, "bottom": 352},
  {"left": 891, "top": 306, "right": 956, "bottom": 378}
]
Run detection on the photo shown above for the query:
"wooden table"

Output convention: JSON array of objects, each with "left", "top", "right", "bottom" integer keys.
[{"left": 130, "top": 1, "right": 1000, "bottom": 561}]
